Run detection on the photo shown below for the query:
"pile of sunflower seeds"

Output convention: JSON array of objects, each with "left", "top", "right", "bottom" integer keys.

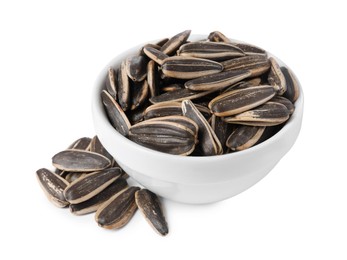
[
  {"left": 36, "top": 136, "right": 168, "bottom": 236},
  {"left": 102, "top": 30, "right": 300, "bottom": 155}
]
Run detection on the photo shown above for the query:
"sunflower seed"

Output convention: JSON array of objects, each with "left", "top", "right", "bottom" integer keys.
[
  {"left": 101, "top": 90, "right": 131, "bottom": 136},
  {"left": 234, "top": 43, "right": 267, "bottom": 56},
  {"left": 69, "top": 177, "right": 128, "bottom": 215},
  {"left": 52, "top": 149, "right": 111, "bottom": 172},
  {"left": 143, "top": 47, "right": 169, "bottom": 66},
  {"left": 161, "top": 56, "right": 223, "bottom": 79},
  {"left": 185, "top": 70, "right": 251, "bottom": 91},
  {"left": 95, "top": 186, "right": 140, "bottom": 229},
  {"left": 65, "top": 172, "right": 87, "bottom": 183},
  {"left": 147, "top": 60, "right": 159, "bottom": 97},
  {"left": 226, "top": 125, "right": 265, "bottom": 151},
  {"left": 223, "top": 101, "right": 290, "bottom": 126},
  {"left": 105, "top": 67, "right": 118, "bottom": 99},
  {"left": 135, "top": 189, "right": 168, "bottom": 236},
  {"left": 117, "top": 60, "right": 131, "bottom": 111},
  {"left": 125, "top": 55, "right": 148, "bottom": 82},
  {"left": 208, "top": 31, "right": 231, "bottom": 43},
  {"left": 268, "top": 57, "right": 287, "bottom": 95},
  {"left": 281, "top": 66, "right": 300, "bottom": 103},
  {"left": 271, "top": 96, "right": 295, "bottom": 114},
  {"left": 36, "top": 168, "right": 70, "bottom": 207},
  {"left": 211, "top": 115, "right": 233, "bottom": 153},
  {"left": 130, "top": 80, "right": 149, "bottom": 110},
  {"left": 178, "top": 42, "right": 245, "bottom": 61},
  {"left": 127, "top": 106, "right": 146, "bottom": 125},
  {"left": 161, "top": 83, "right": 184, "bottom": 92},
  {"left": 129, "top": 120, "right": 197, "bottom": 155},
  {"left": 182, "top": 100, "right": 222, "bottom": 156},
  {"left": 150, "top": 88, "right": 215, "bottom": 104},
  {"left": 147, "top": 115, "right": 199, "bottom": 136},
  {"left": 221, "top": 55, "right": 270, "bottom": 77},
  {"left": 209, "top": 85, "right": 276, "bottom": 117},
  {"left": 69, "top": 137, "right": 92, "bottom": 150},
  {"left": 223, "top": 77, "right": 262, "bottom": 93},
  {"left": 160, "top": 30, "right": 191, "bottom": 55},
  {"left": 90, "top": 135, "right": 114, "bottom": 162},
  {"left": 64, "top": 167, "right": 122, "bottom": 204}
]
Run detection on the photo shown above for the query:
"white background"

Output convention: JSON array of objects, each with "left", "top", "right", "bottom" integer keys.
[{"left": 1, "top": 0, "right": 346, "bottom": 259}]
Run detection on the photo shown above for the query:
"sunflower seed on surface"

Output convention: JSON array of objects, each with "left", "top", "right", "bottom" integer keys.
[
  {"left": 223, "top": 101, "right": 290, "bottom": 126},
  {"left": 95, "top": 186, "right": 140, "bottom": 229},
  {"left": 129, "top": 120, "right": 197, "bottom": 155},
  {"left": 125, "top": 55, "right": 148, "bottom": 82},
  {"left": 90, "top": 135, "right": 114, "bottom": 162},
  {"left": 208, "top": 31, "right": 231, "bottom": 43},
  {"left": 147, "top": 60, "right": 159, "bottom": 97},
  {"left": 185, "top": 70, "right": 251, "bottom": 91},
  {"left": 52, "top": 149, "right": 111, "bottom": 172},
  {"left": 65, "top": 172, "right": 86, "bottom": 183},
  {"left": 69, "top": 137, "right": 92, "bottom": 150},
  {"left": 182, "top": 100, "right": 222, "bottom": 156},
  {"left": 130, "top": 80, "right": 149, "bottom": 110},
  {"left": 36, "top": 168, "right": 70, "bottom": 207},
  {"left": 226, "top": 125, "right": 265, "bottom": 151},
  {"left": 211, "top": 115, "right": 233, "bottom": 153},
  {"left": 160, "top": 30, "right": 191, "bottom": 55},
  {"left": 209, "top": 85, "right": 276, "bottom": 117},
  {"left": 161, "top": 83, "right": 184, "bottom": 92},
  {"left": 271, "top": 96, "right": 295, "bottom": 115},
  {"left": 177, "top": 41, "right": 245, "bottom": 61},
  {"left": 221, "top": 55, "right": 270, "bottom": 77},
  {"left": 105, "top": 67, "right": 118, "bottom": 99},
  {"left": 150, "top": 88, "right": 215, "bottom": 104},
  {"left": 135, "top": 189, "right": 168, "bottom": 236},
  {"left": 281, "top": 66, "right": 300, "bottom": 103},
  {"left": 117, "top": 60, "right": 131, "bottom": 111},
  {"left": 268, "top": 57, "right": 287, "bottom": 95},
  {"left": 234, "top": 43, "right": 267, "bottom": 56},
  {"left": 143, "top": 47, "right": 169, "bottom": 66},
  {"left": 64, "top": 167, "right": 122, "bottom": 204},
  {"left": 155, "top": 38, "right": 169, "bottom": 46},
  {"left": 69, "top": 177, "right": 128, "bottom": 215},
  {"left": 101, "top": 90, "right": 131, "bottom": 136},
  {"left": 148, "top": 115, "right": 199, "bottom": 136},
  {"left": 161, "top": 56, "right": 223, "bottom": 79}
]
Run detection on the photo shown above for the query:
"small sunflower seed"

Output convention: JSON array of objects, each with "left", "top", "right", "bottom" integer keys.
[
  {"left": 178, "top": 41, "right": 245, "bottom": 61},
  {"left": 129, "top": 120, "right": 197, "bottom": 155},
  {"left": 147, "top": 60, "right": 160, "bottom": 97},
  {"left": 105, "top": 67, "right": 118, "bottom": 99},
  {"left": 221, "top": 55, "right": 270, "bottom": 77},
  {"left": 125, "top": 55, "right": 148, "bottom": 82},
  {"left": 64, "top": 167, "right": 122, "bottom": 204},
  {"left": 161, "top": 56, "right": 223, "bottom": 79},
  {"left": 130, "top": 80, "right": 149, "bottom": 110},
  {"left": 36, "top": 168, "right": 70, "bottom": 207},
  {"left": 208, "top": 31, "right": 231, "bottom": 43},
  {"left": 223, "top": 101, "right": 290, "bottom": 126},
  {"left": 281, "top": 66, "right": 300, "bottom": 103},
  {"left": 143, "top": 47, "right": 169, "bottom": 66},
  {"left": 69, "top": 137, "right": 92, "bottom": 150},
  {"left": 101, "top": 90, "right": 131, "bottom": 136},
  {"left": 52, "top": 149, "right": 111, "bottom": 172},
  {"left": 69, "top": 177, "right": 128, "bottom": 215},
  {"left": 135, "top": 189, "right": 168, "bottom": 236},
  {"left": 268, "top": 57, "right": 287, "bottom": 95},
  {"left": 161, "top": 83, "right": 184, "bottom": 92},
  {"left": 95, "top": 186, "right": 140, "bottom": 229},
  {"left": 209, "top": 85, "right": 276, "bottom": 117},
  {"left": 117, "top": 60, "right": 131, "bottom": 111},
  {"left": 234, "top": 43, "right": 267, "bottom": 56},
  {"left": 271, "top": 96, "right": 295, "bottom": 115},
  {"left": 160, "top": 30, "right": 191, "bottom": 55},
  {"left": 226, "top": 125, "right": 266, "bottom": 151},
  {"left": 155, "top": 38, "right": 169, "bottom": 46},
  {"left": 90, "top": 135, "right": 114, "bottom": 163},
  {"left": 211, "top": 115, "right": 233, "bottom": 153},
  {"left": 182, "top": 100, "right": 222, "bottom": 156},
  {"left": 185, "top": 70, "right": 251, "bottom": 91},
  {"left": 150, "top": 88, "right": 215, "bottom": 104}
]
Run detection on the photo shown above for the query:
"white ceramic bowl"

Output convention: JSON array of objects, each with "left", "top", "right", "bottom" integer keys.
[{"left": 92, "top": 36, "right": 304, "bottom": 204}]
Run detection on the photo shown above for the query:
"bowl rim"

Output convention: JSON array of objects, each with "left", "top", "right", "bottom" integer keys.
[{"left": 92, "top": 35, "right": 304, "bottom": 164}]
